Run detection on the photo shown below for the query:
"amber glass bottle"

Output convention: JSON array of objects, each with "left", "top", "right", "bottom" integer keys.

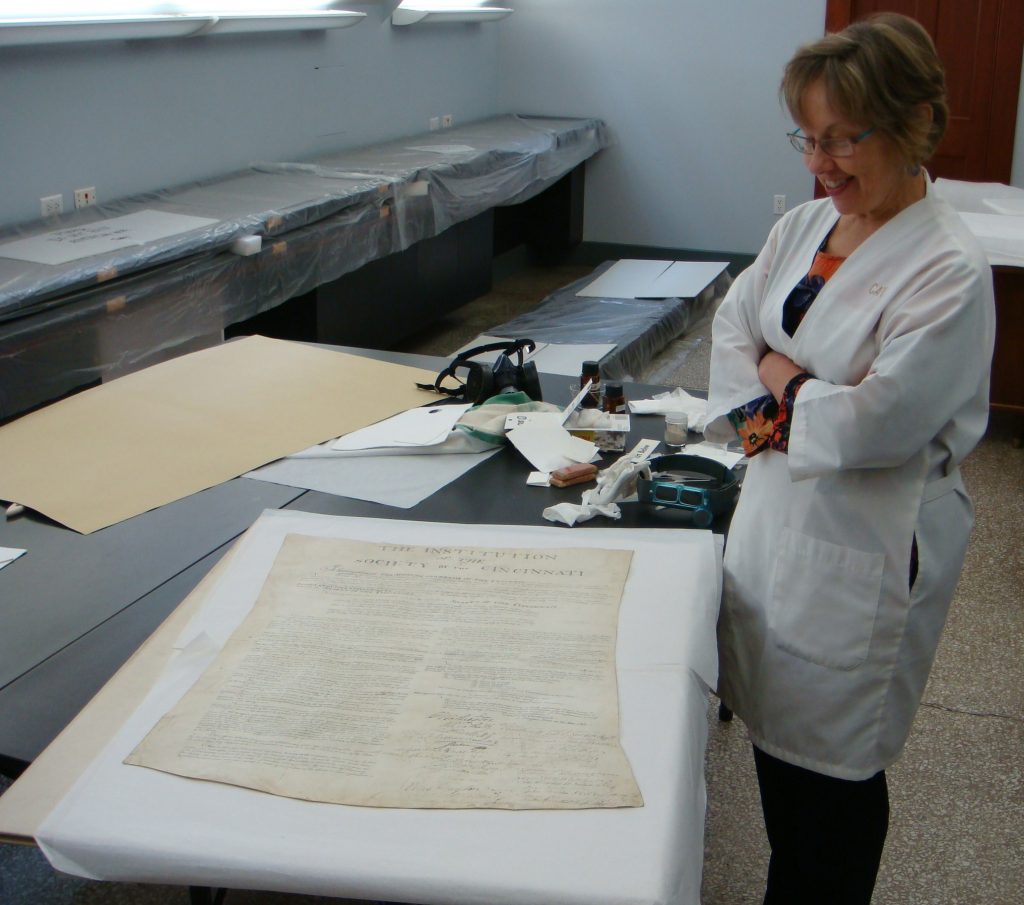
[
  {"left": 580, "top": 360, "right": 601, "bottom": 409},
  {"left": 602, "top": 382, "right": 626, "bottom": 414}
]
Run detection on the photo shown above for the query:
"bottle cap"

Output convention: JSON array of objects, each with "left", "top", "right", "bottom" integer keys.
[{"left": 581, "top": 360, "right": 600, "bottom": 377}]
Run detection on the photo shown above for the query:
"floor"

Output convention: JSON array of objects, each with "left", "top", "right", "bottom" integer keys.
[{"left": 2, "top": 262, "right": 1021, "bottom": 904}]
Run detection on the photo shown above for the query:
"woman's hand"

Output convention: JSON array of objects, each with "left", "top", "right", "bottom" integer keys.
[{"left": 758, "top": 351, "right": 803, "bottom": 403}]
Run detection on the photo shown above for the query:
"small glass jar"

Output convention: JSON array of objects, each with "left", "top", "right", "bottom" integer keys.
[{"left": 664, "top": 412, "right": 688, "bottom": 448}]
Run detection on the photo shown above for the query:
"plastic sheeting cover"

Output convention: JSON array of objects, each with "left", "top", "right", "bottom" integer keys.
[
  {"left": 0, "top": 170, "right": 389, "bottom": 320},
  {"left": 491, "top": 261, "right": 732, "bottom": 381},
  {"left": 267, "top": 115, "right": 607, "bottom": 249},
  {"left": 0, "top": 115, "right": 606, "bottom": 320},
  {"left": 0, "top": 115, "right": 607, "bottom": 421}
]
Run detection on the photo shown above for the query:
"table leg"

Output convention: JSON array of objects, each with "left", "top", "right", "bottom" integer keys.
[
  {"left": 0, "top": 754, "right": 27, "bottom": 780},
  {"left": 188, "top": 887, "right": 227, "bottom": 905}
]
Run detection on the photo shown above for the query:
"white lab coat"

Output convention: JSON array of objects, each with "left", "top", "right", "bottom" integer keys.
[{"left": 705, "top": 178, "right": 995, "bottom": 780}]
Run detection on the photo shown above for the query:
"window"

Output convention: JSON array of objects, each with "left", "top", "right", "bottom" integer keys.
[
  {"left": 392, "top": 1, "right": 513, "bottom": 26},
  {"left": 0, "top": 1, "right": 339, "bottom": 14},
  {"left": 0, "top": 1, "right": 366, "bottom": 45}
]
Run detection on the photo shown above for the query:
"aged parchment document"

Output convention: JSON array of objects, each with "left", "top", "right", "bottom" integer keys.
[{"left": 127, "top": 534, "right": 642, "bottom": 810}]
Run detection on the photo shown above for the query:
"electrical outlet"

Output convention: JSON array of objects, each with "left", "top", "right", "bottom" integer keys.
[
  {"left": 429, "top": 116, "right": 440, "bottom": 131},
  {"left": 441, "top": 114, "right": 453, "bottom": 128},
  {"left": 74, "top": 186, "right": 97, "bottom": 209},
  {"left": 40, "top": 194, "right": 64, "bottom": 218},
  {"left": 773, "top": 194, "right": 786, "bottom": 215}
]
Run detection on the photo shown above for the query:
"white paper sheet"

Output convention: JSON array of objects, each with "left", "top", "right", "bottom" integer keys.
[
  {"left": 332, "top": 403, "right": 471, "bottom": 450},
  {"left": 37, "top": 511, "right": 721, "bottom": 905},
  {"left": 0, "top": 210, "right": 220, "bottom": 265},
  {"left": 560, "top": 380, "right": 595, "bottom": 425},
  {"left": 244, "top": 442, "right": 499, "bottom": 509},
  {"left": 577, "top": 260, "right": 728, "bottom": 300},
  {"left": 0, "top": 546, "right": 27, "bottom": 571},
  {"left": 680, "top": 441, "right": 744, "bottom": 469}
]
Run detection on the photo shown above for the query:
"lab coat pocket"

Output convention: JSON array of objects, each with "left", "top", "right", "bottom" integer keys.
[{"left": 769, "top": 527, "right": 884, "bottom": 670}]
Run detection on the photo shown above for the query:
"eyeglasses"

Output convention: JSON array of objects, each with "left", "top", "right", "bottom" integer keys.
[{"left": 787, "top": 127, "right": 875, "bottom": 157}]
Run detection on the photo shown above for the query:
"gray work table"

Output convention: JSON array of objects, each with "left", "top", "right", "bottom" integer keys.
[{"left": 0, "top": 347, "right": 713, "bottom": 774}]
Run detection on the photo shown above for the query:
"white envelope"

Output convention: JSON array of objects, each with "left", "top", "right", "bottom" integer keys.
[{"left": 507, "top": 420, "right": 599, "bottom": 473}]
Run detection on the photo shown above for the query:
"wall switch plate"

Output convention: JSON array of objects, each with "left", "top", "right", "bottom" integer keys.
[
  {"left": 74, "top": 186, "right": 97, "bottom": 209},
  {"left": 40, "top": 194, "right": 64, "bottom": 217},
  {"left": 441, "top": 114, "right": 453, "bottom": 128},
  {"left": 429, "top": 116, "right": 440, "bottom": 131}
]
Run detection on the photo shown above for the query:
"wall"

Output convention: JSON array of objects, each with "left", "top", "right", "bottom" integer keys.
[
  {"left": 496, "top": 0, "right": 827, "bottom": 255},
  {"left": 0, "top": 7, "right": 500, "bottom": 228},
  {"left": 3, "top": 4, "right": 1022, "bottom": 253},
  {"left": 497, "top": 0, "right": 1024, "bottom": 255}
]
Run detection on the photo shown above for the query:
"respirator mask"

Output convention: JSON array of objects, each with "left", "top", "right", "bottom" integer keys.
[{"left": 417, "top": 338, "right": 543, "bottom": 404}]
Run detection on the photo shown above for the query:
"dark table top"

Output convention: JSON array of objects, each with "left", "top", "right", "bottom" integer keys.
[{"left": 0, "top": 347, "right": 724, "bottom": 773}]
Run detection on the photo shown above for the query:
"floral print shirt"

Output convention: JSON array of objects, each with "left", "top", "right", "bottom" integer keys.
[{"left": 727, "top": 245, "right": 844, "bottom": 457}]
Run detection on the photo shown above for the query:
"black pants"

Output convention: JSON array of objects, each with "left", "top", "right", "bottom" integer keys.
[{"left": 753, "top": 746, "right": 889, "bottom": 905}]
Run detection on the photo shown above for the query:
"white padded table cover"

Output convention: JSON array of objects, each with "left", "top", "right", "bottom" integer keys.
[
  {"left": 934, "top": 177, "right": 1024, "bottom": 267},
  {"left": 37, "top": 510, "right": 720, "bottom": 905},
  {"left": 933, "top": 177, "right": 1024, "bottom": 214}
]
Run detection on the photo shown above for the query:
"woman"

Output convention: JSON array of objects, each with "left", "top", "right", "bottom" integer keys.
[{"left": 704, "top": 14, "right": 995, "bottom": 905}]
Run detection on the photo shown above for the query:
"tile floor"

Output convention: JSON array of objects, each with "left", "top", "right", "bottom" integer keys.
[{"left": 2, "top": 262, "right": 1021, "bottom": 905}]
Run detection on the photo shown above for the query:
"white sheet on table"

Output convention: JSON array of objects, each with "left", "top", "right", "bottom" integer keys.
[
  {"left": 982, "top": 197, "right": 1024, "bottom": 215},
  {"left": 38, "top": 510, "right": 721, "bottom": 905},
  {"left": 934, "top": 177, "right": 1024, "bottom": 214},
  {"left": 243, "top": 440, "right": 499, "bottom": 509},
  {"left": 0, "top": 211, "right": 219, "bottom": 266},
  {"left": 956, "top": 211, "right": 1024, "bottom": 267},
  {"left": 534, "top": 344, "right": 617, "bottom": 377},
  {"left": 577, "top": 260, "right": 728, "bottom": 300}
]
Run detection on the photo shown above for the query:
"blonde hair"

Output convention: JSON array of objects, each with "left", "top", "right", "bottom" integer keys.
[{"left": 781, "top": 13, "right": 948, "bottom": 166}]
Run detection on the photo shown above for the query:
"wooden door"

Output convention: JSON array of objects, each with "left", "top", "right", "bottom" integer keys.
[{"left": 824, "top": 0, "right": 1024, "bottom": 183}]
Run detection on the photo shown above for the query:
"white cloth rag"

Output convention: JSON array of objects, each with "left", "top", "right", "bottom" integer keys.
[
  {"left": 628, "top": 388, "right": 708, "bottom": 432},
  {"left": 542, "top": 456, "right": 650, "bottom": 527}
]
